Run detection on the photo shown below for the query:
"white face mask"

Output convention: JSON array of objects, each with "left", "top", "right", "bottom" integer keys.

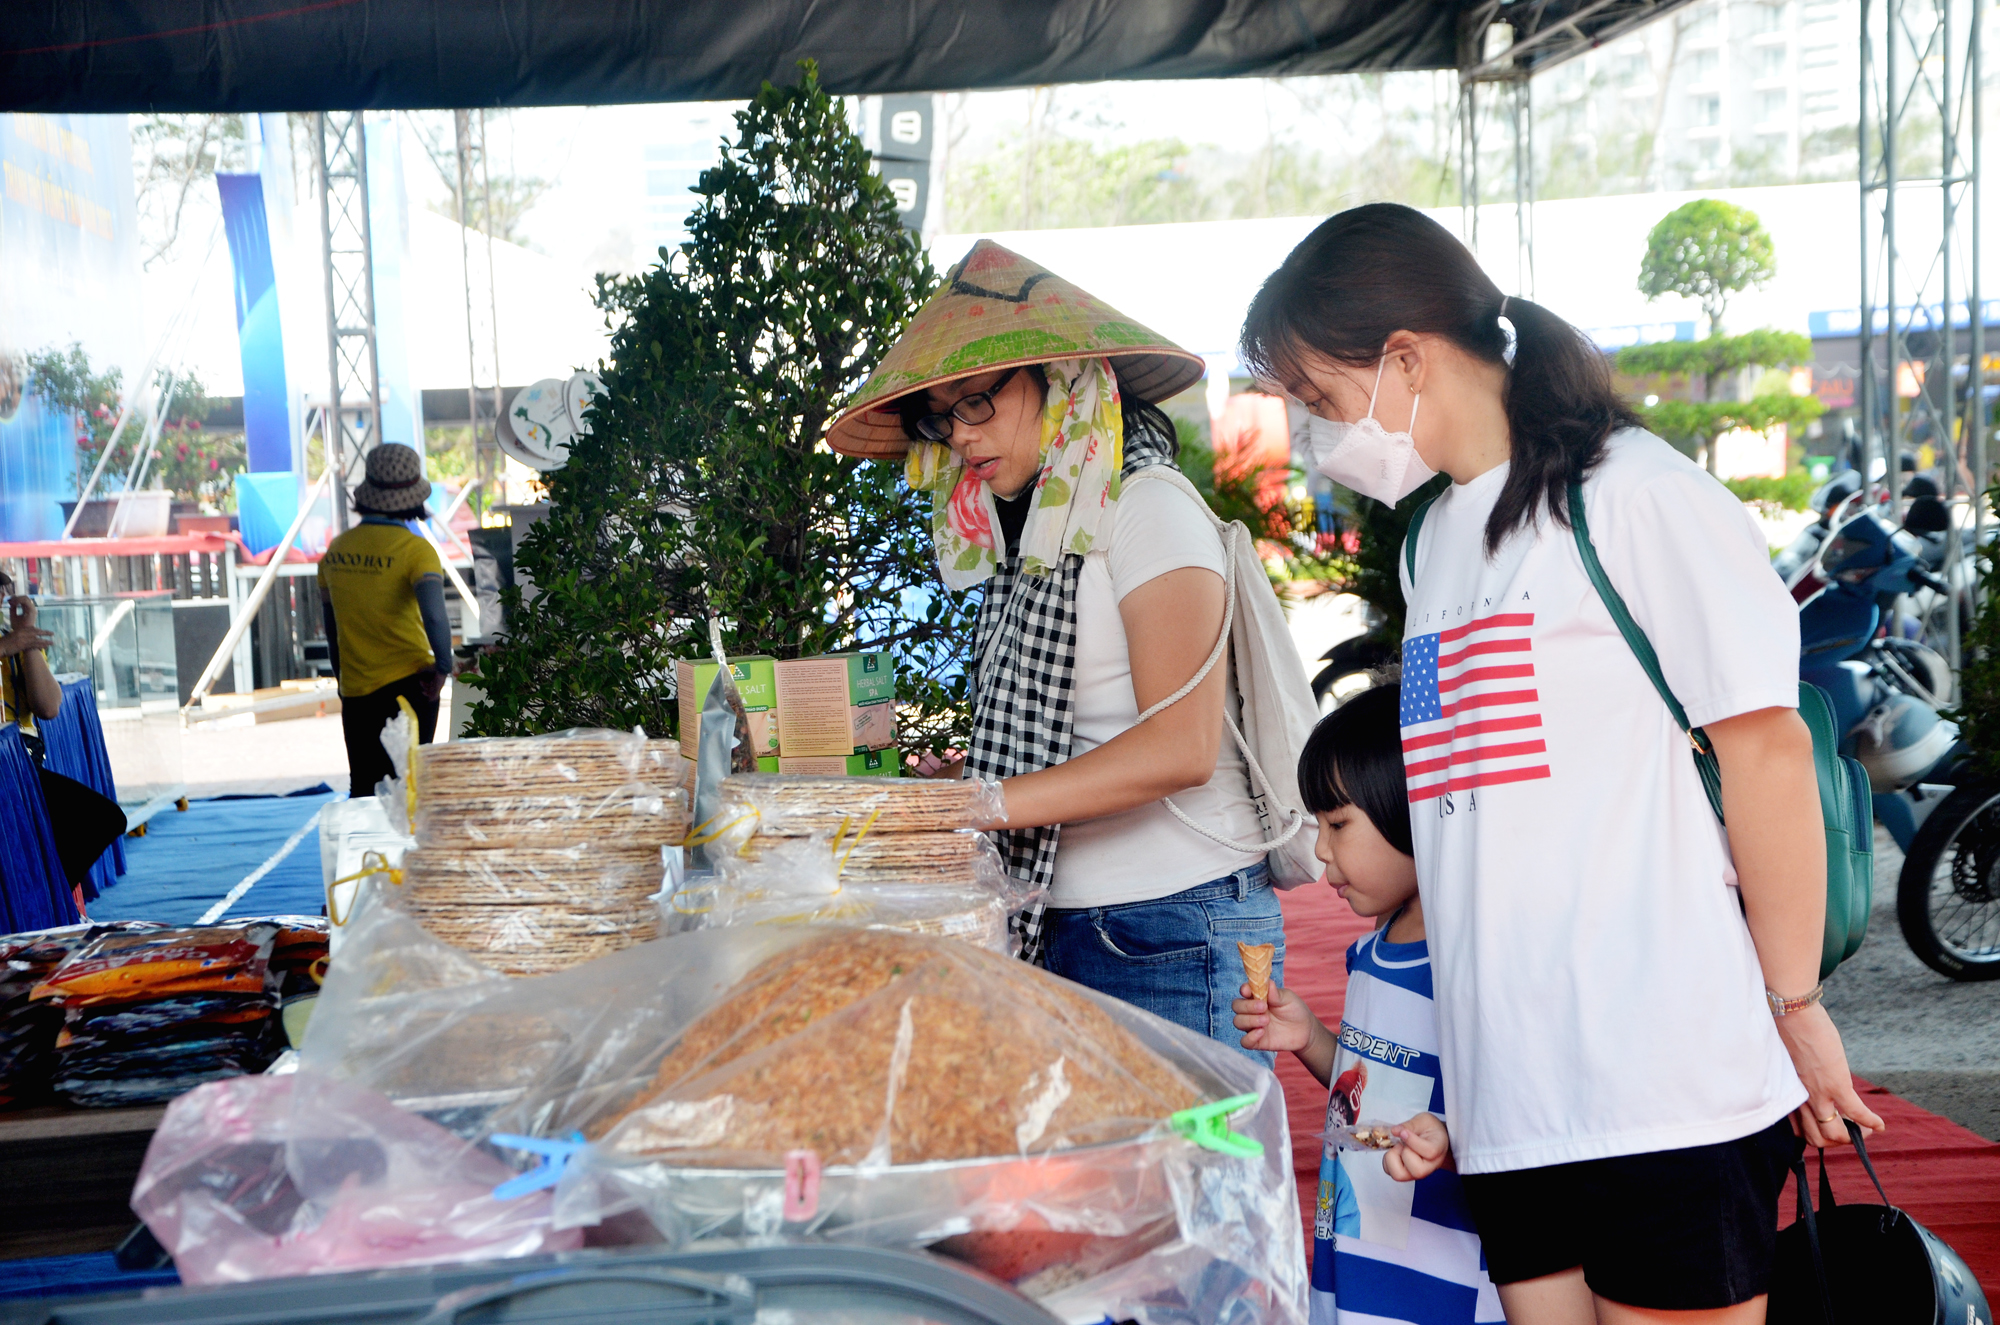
[{"left": 1304, "top": 356, "right": 1437, "bottom": 505}]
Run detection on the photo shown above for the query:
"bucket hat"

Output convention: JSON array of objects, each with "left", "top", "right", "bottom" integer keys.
[
  {"left": 826, "top": 239, "right": 1206, "bottom": 458},
  {"left": 351, "top": 443, "right": 430, "bottom": 517}
]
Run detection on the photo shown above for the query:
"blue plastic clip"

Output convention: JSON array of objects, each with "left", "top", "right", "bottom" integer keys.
[{"left": 489, "top": 1132, "right": 587, "bottom": 1201}]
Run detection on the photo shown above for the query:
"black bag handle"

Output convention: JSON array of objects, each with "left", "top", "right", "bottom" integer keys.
[
  {"left": 1820, "top": 1119, "right": 1892, "bottom": 1208},
  {"left": 1793, "top": 1149, "right": 1837, "bottom": 1325}
]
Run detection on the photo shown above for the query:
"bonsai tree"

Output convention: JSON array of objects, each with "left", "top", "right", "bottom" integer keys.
[
  {"left": 1619, "top": 201, "right": 1820, "bottom": 475},
  {"left": 467, "top": 65, "right": 972, "bottom": 758},
  {"left": 1636, "top": 197, "right": 1774, "bottom": 336}
]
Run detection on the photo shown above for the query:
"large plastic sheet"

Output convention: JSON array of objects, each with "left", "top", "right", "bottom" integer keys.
[
  {"left": 2, "top": 1, "right": 1473, "bottom": 114},
  {"left": 297, "top": 897, "right": 1307, "bottom": 1324},
  {"left": 132, "top": 1071, "right": 581, "bottom": 1284}
]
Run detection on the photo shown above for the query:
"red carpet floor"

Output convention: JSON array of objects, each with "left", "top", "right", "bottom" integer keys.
[{"left": 1273, "top": 881, "right": 2000, "bottom": 1305}]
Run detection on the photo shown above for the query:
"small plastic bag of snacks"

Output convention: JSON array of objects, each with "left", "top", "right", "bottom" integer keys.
[{"left": 131, "top": 1069, "right": 580, "bottom": 1284}]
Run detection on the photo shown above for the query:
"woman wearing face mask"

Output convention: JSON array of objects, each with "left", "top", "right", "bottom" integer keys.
[
  {"left": 827, "top": 240, "right": 1287, "bottom": 1064},
  {"left": 1240, "top": 204, "right": 1880, "bottom": 1324}
]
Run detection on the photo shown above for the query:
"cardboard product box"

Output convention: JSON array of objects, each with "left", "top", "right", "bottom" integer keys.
[
  {"left": 676, "top": 656, "right": 780, "bottom": 763},
  {"left": 777, "top": 746, "right": 901, "bottom": 777},
  {"left": 772, "top": 652, "right": 896, "bottom": 758}
]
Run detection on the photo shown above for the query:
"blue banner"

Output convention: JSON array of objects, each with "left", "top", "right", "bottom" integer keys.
[{"left": 217, "top": 172, "right": 291, "bottom": 474}]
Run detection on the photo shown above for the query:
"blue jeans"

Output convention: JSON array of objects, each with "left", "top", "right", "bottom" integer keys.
[{"left": 1042, "top": 863, "right": 1284, "bottom": 1070}]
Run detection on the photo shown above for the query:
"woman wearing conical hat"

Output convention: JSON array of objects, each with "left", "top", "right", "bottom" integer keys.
[{"left": 829, "top": 240, "right": 1284, "bottom": 1066}]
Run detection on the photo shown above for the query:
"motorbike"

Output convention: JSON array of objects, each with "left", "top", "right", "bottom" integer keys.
[{"left": 1793, "top": 500, "right": 2000, "bottom": 979}]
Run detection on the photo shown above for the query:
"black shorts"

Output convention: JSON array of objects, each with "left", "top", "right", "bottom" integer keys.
[{"left": 1459, "top": 1117, "right": 1803, "bottom": 1311}]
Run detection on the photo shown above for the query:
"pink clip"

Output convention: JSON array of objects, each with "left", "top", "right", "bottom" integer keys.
[{"left": 783, "top": 1149, "right": 821, "bottom": 1222}]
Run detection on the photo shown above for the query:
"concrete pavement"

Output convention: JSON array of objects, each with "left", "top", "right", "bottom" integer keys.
[{"left": 1823, "top": 826, "right": 2000, "bottom": 1140}]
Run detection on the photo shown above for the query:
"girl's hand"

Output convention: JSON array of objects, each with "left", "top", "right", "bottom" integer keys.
[
  {"left": 1384, "top": 1113, "right": 1451, "bottom": 1182},
  {"left": 1233, "top": 982, "right": 1314, "bottom": 1053},
  {"left": 1774, "top": 1003, "right": 1885, "bottom": 1149}
]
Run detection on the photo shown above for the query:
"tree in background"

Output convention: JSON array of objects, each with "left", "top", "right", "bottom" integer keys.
[
  {"left": 130, "top": 114, "right": 244, "bottom": 269},
  {"left": 1618, "top": 200, "right": 1818, "bottom": 477},
  {"left": 466, "top": 65, "right": 973, "bottom": 760},
  {"left": 1636, "top": 198, "right": 1775, "bottom": 336}
]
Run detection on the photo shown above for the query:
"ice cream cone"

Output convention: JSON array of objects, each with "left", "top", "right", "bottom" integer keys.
[{"left": 1237, "top": 941, "right": 1274, "bottom": 1001}]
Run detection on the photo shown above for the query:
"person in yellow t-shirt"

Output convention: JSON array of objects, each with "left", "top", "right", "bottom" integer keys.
[{"left": 318, "top": 443, "right": 455, "bottom": 796}]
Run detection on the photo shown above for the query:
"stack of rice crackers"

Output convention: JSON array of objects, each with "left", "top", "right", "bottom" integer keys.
[
  {"left": 720, "top": 774, "right": 1012, "bottom": 948},
  {"left": 399, "top": 732, "right": 689, "bottom": 975}
]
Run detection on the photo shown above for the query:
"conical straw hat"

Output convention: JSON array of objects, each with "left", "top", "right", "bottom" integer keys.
[{"left": 827, "top": 239, "right": 1207, "bottom": 458}]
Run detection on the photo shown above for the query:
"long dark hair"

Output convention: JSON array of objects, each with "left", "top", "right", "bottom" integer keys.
[
  {"left": 896, "top": 363, "right": 1179, "bottom": 462},
  {"left": 1240, "top": 203, "right": 1638, "bottom": 554},
  {"left": 1298, "top": 683, "right": 1412, "bottom": 858}
]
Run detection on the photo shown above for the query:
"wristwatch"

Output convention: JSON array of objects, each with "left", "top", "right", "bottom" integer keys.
[{"left": 1766, "top": 982, "right": 1826, "bottom": 1017}]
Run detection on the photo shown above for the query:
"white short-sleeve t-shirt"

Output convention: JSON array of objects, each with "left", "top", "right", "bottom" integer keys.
[
  {"left": 1050, "top": 475, "right": 1265, "bottom": 907},
  {"left": 1397, "top": 428, "right": 1807, "bottom": 1175}
]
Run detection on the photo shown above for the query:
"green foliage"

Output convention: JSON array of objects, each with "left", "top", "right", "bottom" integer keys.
[
  {"left": 1178, "top": 424, "right": 1352, "bottom": 594},
  {"left": 1617, "top": 329, "right": 1822, "bottom": 469},
  {"left": 1343, "top": 474, "right": 1450, "bottom": 643},
  {"left": 945, "top": 77, "right": 1457, "bottom": 232},
  {"left": 1637, "top": 199, "right": 1776, "bottom": 334},
  {"left": 1614, "top": 330, "right": 1813, "bottom": 380},
  {"left": 1723, "top": 473, "right": 1818, "bottom": 511},
  {"left": 1954, "top": 480, "right": 2000, "bottom": 778},
  {"left": 465, "top": 65, "right": 971, "bottom": 760},
  {"left": 1639, "top": 393, "right": 1825, "bottom": 448}
]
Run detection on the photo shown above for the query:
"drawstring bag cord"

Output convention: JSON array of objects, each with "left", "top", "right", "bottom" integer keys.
[{"left": 1133, "top": 532, "right": 1309, "bottom": 855}]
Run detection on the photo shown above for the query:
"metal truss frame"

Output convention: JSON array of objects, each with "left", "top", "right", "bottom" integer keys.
[
  {"left": 315, "top": 110, "right": 382, "bottom": 531},
  {"left": 455, "top": 109, "right": 505, "bottom": 507},
  {"left": 1456, "top": 0, "right": 1700, "bottom": 297},
  {"left": 1860, "top": 0, "right": 1982, "bottom": 597}
]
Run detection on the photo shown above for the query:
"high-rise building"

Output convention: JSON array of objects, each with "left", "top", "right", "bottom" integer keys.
[{"left": 1529, "top": 0, "right": 1867, "bottom": 194}]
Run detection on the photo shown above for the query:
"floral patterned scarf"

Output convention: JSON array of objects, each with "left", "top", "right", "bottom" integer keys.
[{"left": 903, "top": 358, "right": 1130, "bottom": 590}]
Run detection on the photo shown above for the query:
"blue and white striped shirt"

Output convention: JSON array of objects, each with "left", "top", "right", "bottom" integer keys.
[{"left": 1312, "top": 928, "right": 1503, "bottom": 1325}]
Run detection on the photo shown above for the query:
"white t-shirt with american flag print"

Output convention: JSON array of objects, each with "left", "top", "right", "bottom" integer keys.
[{"left": 1397, "top": 428, "right": 1807, "bottom": 1176}]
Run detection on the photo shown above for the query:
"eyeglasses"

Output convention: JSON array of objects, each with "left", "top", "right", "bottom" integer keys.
[{"left": 913, "top": 367, "right": 1019, "bottom": 443}]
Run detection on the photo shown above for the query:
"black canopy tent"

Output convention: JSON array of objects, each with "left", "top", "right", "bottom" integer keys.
[{"left": 2, "top": 0, "right": 1694, "bottom": 113}]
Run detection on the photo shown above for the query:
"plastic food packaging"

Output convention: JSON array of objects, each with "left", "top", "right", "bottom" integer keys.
[
  {"left": 1326, "top": 1121, "right": 1404, "bottom": 1152},
  {"left": 295, "top": 901, "right": 1304, "bottom": 1323},
  {"left": 0, "top": 922, "right": 165, "bottom": 1106},
  {"left": 671, "top": 828, "right": 1036, "bottom": 954},
  {"left": 719, "top": 773, "right": 1006, "bottom": 837},
  {"left": 410, "top": 729, "right": 689, "bottom": 850},
  {"left": 33, "top": 922, "right": 292, "bottom": 1106},
  {"left": 131, "top": 1069, "right": 581, "bottom": 1284},
  {"left": 395, "top": 843, "right": 665, "bottom": 977}
]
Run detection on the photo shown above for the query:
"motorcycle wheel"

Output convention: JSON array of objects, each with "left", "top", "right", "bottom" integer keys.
[{"left": 1897, "top": 782, "right": 2000, "bottom": 980}]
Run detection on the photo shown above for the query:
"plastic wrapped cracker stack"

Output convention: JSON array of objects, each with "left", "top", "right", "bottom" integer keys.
[
  {"left": 393, "top": 730, "right": 691, "bottom": 976},
  {"left": 683, "top": 773, "right": 1029, "bottom": 951}
]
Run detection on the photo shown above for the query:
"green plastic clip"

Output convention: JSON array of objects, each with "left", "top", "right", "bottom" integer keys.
[{"left": 1168, "top": 1092, "right": 1264, "bottom": 1159}]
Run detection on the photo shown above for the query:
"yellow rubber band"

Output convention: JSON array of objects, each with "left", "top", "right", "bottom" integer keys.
[
  {"left": 682, "top": 809, "right": 760, "bottom": 849},
  {"left": 327, "top": 850, "right": 404, "bottom": 927},
  {"left": 395, "top": 695, "right": 420, "bottom": 825},
  {"left": 831, "top": 807, "right": 882, "bottom": 879}
]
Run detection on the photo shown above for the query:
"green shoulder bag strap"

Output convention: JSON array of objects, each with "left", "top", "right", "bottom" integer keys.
[{"left": 1563, "top": 479, "right": 1871, "bottom": 979}]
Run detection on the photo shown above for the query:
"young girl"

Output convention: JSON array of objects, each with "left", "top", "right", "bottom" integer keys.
[
  {"left": 1240, "top": 202, "right": 1881, "bottom": 1325},
  {"left": 1236, "top": 683, "right": 1500, "bottom": 1325}
]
